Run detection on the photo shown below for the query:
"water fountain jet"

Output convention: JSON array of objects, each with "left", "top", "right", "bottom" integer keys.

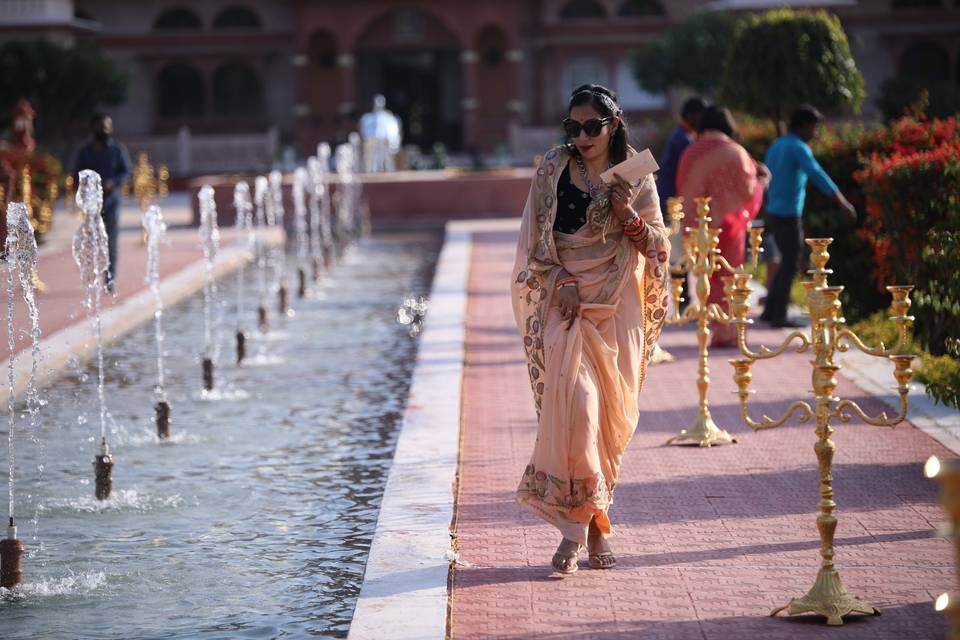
[
  {"left": 2, "top": 202, "right": 41, "bottom": 587},
  {"left": 233, "top": 182, "right": 255, "bottom": 364},
  {"left": 254, "top": 177, "right": 270, "bottom": 333},
  {"left": 198, "top": 185, "right": 220, "bottom": 393},
  {"left": 316, "top": 144, "right": 335, "bottom": 269},
  {"left": 72, "top": 171, "right": 114, "bottom": 500},
  {"left": 293, "top": 168, "right": 310, "bottom": 299},
  {"left": 268, "top": 171, "right": 291, "bottom": 317},
  {"left": 142, "top": 205, "right": 171, "bottom": 438}
]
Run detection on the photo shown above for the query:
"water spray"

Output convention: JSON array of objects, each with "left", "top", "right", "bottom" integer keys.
[
  {"left": 73, "top": 171, "right": 114, "bottom": 500},
  {"left": 293, "top": 168, "right": 310, "bottom": 299},
  {"left": 233, "top": 182, "right": 255, "bottom": 364},
  {"left": 254, "top": 177, "right": 270, "bottom": 333},
  {"left": 2, "top": 202, "right": 41, "bottom": 587},
  {"left": 142, "top": 205, "right": 171, "bottom": 438},
  {"left": 268, "top": 171, "right": 291, "bottom": 317},
  {"left": 198, "top": 185, "right": 220, "bottom": 393}
]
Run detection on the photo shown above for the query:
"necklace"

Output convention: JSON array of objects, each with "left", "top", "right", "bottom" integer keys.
[{"left": 575, "top": 155, "right": 608, "bottom": 199}]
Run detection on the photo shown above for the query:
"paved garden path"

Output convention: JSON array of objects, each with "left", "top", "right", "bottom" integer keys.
[{"left": 450, "top": 228, "right": 953, "bottom": 640}]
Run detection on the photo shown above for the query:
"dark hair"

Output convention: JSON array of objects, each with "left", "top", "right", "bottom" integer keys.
[
  {"left": 697, "top": 105, "right": 739, "bottom": 140},
  {"left": 680, "top": 96, "right": 708, "bottom": 121},
  {"left": 789, "top": 104, "right": 824, "bottom": 131},
  {"left": 90, "top": 112, "right": 108, "bottom": 126},
  {"left": 566, "top": 84, "right": 629, "bottom": 164}
]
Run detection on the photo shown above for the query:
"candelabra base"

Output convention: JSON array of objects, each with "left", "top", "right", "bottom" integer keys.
[
  {"left": 771, "top": 567, "right": 880, "bottom": 625},
  {"left": 666, "top": 411, "right": 737, "bottom": 447}
]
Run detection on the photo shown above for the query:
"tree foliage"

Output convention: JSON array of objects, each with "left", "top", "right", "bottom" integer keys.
[
  {"left": 632, "top": 11, "right": 740, "bottom": 95},
  {"left": 719, "top": 9, "right": 864, "bottom": 129},
  {"left": 0, "top": 39, "right": 127, "bottom": 140}
]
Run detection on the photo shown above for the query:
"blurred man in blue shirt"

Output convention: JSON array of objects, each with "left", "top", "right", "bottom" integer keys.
[
  {"left": 759, "top": 105, "right": 855, "bottom": 328},
  {"left": 74, "top": 113, "right": 132, "bottom": 292}
]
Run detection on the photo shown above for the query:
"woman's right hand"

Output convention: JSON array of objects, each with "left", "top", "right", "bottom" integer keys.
[{"left": 557, "top": 284, "right": 580, "bottom": 329}]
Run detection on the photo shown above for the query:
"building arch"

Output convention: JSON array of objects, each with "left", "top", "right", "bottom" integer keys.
[
  {"left": 560, "top": 0, "right": 608, "bottom": 19},
  {"left": 153, "top": 6, "right": 203, "bottom": 31},
  {"left": 212, "top": 5, "right": 261, "bottom": 29},
  {"left": 899, "top": 41, "right": 951, "bottom": 83},
  {"left": 157, "top": 63, "right": 205, "bottom": 118},
  {"left": 618, "top": 0, "right": 664, "bottom": 16},
  {"left": 354, "top": 7, "right": 463, "bottom": 149},
  {"left": 212, "top": 62, "right": 264, "bottom": 117}
]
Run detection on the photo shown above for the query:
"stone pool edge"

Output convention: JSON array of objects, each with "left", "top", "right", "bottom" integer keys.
[
  {"left": 0, "top": 229, "right": 284, "bottom": 408},
  {"left": 348, "top": 222, "right": 472, "bottom": 639}
]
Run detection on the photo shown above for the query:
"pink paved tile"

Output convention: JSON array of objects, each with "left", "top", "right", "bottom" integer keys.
[
  {"left": 1, "top": 225, "right": 243, "bottom": 361},
  {"left": 451, "top": 229, "right": 953, "bottom": 639}
]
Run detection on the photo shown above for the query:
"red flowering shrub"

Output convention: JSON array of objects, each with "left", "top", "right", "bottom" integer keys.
[{"left": 854, "top": 116, "right": 960, "bottom": 357}]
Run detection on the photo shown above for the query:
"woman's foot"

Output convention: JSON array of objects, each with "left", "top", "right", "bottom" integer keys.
[
  {"left": 587, "top": 518, "right": 616, "bottom": 569},
  {"left": 551, "top": 538, "right": 580, "bottom": 575}
]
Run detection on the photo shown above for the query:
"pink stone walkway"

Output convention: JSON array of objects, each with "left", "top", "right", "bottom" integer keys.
[{"left": 451, "top": 229, "right": 953, "bottom": 639}]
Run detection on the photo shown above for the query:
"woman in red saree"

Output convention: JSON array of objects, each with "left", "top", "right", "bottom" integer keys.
[
  {"left": 676, "top": 106, "right": 768, "bottom": 347},
  {"left": 511, "top": 85, "right": 670, "bottom": 574}
]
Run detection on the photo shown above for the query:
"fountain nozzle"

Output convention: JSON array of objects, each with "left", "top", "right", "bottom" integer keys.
[
  {"left": 156, "top": 400, "right": 171, "bottom": 439},
  {"left": 298, "top": 268, "right": 307, "bottom": 299},
  {"left": 202, "top": 357, "right": 214, "bottom": 392},
  {"left": 94, "top": 438, "right": 114, "bottom": 501},
  {"left": 258, "top": 304, "right": 269, "bottom": 333},
  {"left": 236, "top": 329, "right": 247, "bottom": 365},
  {"left": 278, "top": 285, "right": 291, "bottom": 317},
  {"left": 0, "top": 517, "right": 24, "bottom": 589}
]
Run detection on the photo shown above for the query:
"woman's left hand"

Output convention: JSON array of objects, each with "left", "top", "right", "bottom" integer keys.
[{"left": 609, "top": 172, "right": 639, "bottom": 224}]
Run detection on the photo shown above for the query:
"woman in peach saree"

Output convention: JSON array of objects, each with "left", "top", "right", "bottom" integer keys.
[{"left": 511, "top": 85, "right": 670, "bottom": 574}]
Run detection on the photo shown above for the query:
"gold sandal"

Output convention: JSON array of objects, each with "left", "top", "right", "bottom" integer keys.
[{"left": 551, "top": 540, "right": 581, "bottom": 575}]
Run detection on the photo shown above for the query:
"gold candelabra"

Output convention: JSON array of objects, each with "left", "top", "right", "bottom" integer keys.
[
  {"left": 664, "top": 196, "right": 763, "bottom": 447},
  {"left": 130, "top": 152, "right": 169, "bottom": 212},
  {"left": 728, "top": 237, "right": 915, "bottom": 625},
  {"left": 925, "top": 455, "right": 960, "bottom": 639}
]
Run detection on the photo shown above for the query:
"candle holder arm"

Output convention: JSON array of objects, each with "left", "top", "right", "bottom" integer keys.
[
  {"left": 743, "top": 397, "right": 815, "bottom": 431},
  {"left": 836, "top": 327, "right": 908, "bottom": 358},
  {"left": 734, "top": 324, "right": 811, "bottom": 360},
  {"left": 833, "top": 394, "right": 908, "bottom": 427}
]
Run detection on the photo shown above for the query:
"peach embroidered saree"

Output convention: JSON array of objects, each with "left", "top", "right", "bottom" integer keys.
[{"left": 511, "top": 146, "right": 670, "bottom": 546}]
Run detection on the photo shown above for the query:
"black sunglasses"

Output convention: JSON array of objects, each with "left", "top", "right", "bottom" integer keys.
[{"left": 562, "top": 117, "right": 612, "bottom": 138}]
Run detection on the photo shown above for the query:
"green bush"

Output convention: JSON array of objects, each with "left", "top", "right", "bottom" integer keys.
[{"left": 720, "top": 9, "right": 865, "bottom": 131}]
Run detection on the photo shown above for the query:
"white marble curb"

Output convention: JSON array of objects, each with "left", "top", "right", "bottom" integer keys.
[
  {"left": 348, "top": 223, "right": 471, "bottom": 640},
  {"left": 0, "top": 228, "right": 283, "bottom": 408}
]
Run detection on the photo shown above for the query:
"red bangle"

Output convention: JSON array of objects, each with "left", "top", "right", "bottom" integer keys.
[{"left": 556, "top": 277, "right": 577, "bottom": 289}]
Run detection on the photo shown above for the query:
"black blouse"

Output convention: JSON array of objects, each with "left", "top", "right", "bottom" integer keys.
[{"left": 553, "top": 165, "right": 592, "bottom": 234}]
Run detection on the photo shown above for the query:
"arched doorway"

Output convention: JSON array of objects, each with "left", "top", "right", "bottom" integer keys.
[
  {"left": 213, "top": 62, "right": 264, "bottom": 119},
  {"left": 354, "top": 8, "right": 462, "bottom": 150},
  {"left": 157, "top": 62, "right": 205, "bottom": 120}
]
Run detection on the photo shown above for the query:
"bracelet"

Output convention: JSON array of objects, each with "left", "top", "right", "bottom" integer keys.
[
  {"left": 622, "top": 213, "right": 642, "bottom": 228},
  {"left": 558, "top": 282, "right": 577, "bottom": 289},
  {"left": 556, "top": 277, "right": 577, "bottom": 289}
]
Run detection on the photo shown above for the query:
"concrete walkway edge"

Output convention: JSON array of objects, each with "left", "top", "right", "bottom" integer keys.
[
  {"left": 348, "top": 224, "right": 471, "bottom": 639},
  {"left": 0, "top": 229, "right": 283, "bottom": 407}
]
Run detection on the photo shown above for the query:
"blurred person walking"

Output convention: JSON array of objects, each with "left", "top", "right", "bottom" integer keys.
[
  {"left": 759, "top": 105, "right": 856, "bottom": 328},
  {"left": 74, "top": 113, "right": 132, "bottom": 291},
  {"left": 676, "top": 105, "right": 769, "bottom": 347}
]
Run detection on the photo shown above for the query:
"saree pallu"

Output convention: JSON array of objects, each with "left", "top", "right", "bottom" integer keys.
[{"left": 511, "top": 146, "right": 670, "bottom": 546}]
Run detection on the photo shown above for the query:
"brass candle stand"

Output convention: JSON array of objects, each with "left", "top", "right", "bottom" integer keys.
[
  {"left": 664, "top": 196, "right": 763, "bottom": 447},
  {"left": 728, "top": 237, "right": 915, "bottom": 625},
  {"left": 924, "top": 455, "right": 960, "bottom": 639},
  {"left": 131, "top": 152, "right": 169, "bottom": 212}
]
